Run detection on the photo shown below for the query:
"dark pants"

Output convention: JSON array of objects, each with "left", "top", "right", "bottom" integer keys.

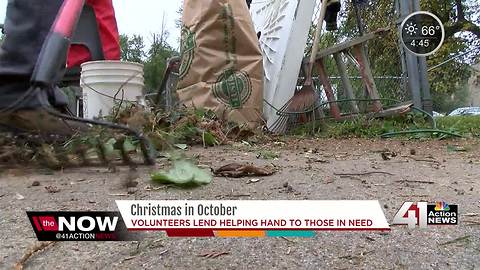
[{"left": 0, "top": 0, "right": 67, "bottom": 110}]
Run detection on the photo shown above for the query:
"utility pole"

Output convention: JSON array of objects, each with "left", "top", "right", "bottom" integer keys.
[
  {"left": 396, "top": 0, "right": 433, "bottom": 114},
  {"left": 412, "top": 0, "right": 433, "bottom": 114}
]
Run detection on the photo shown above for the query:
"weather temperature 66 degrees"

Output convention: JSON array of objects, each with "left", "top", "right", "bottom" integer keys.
[{"left": 401, "top": 11, "right": 445, "bottom": 56}]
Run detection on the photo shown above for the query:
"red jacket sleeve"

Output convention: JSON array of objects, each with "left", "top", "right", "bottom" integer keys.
[{"left": 67, "top": 0, "right": 120, "bottom": 68}]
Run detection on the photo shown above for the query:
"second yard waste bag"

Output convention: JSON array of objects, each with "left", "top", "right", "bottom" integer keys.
[{"left": 177, "top": 0, "right": 264, "bottom": 128}]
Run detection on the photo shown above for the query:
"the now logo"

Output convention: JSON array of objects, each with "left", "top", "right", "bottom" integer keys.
[
  {"left": 27, "top": 212, "right": 135, "bottom": 241},
  {"left": 59, "top": 216, "right": 118, "bottom": 232}
]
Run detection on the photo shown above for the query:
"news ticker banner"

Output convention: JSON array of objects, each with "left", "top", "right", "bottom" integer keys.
[
  {"left": 27, "top": 201, "right": 460, "bottom": 241},
  {"left": 26, "top": 201, "right": 390, "bottom": 241},
  {"left": 116, "top": 200, "right": 391, "bottom": 237}
]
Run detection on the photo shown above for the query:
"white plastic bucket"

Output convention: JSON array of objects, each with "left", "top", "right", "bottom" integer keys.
[{"left": 80, "top": 60, "right": 145, "bottom": 119}]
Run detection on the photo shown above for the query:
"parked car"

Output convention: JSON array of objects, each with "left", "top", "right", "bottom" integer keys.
[{"left": 448, "top": 107, "right": 480, "bottom": 116}]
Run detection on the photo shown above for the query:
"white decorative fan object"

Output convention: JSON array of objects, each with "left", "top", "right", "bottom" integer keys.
[{"left": 250, "top": 0, "right": 317, "bottom": 130}]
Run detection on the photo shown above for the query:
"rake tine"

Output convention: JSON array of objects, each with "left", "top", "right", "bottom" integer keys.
[
  {"left": 96, "top": 139, "right": 110, "bottom": 166},
  {"left": 139, "top": 136, "right": 156, "bottom": 166},
  {"left": 75, "top": 145, "right": 90, "bottom": 166},
  {"left": 119, "top": 138, "right": 134, "bottom": 166},
  {"left": 43, "top": 103, "right": 157, "bottom": 166},
  {"left": 269, "top": 115, "right": 288, "bottom": 134},
  {"left": 38, "top": 144, "right": 62, "bottom": 170},
  {"left": 54, "top": 145, "right": 72, "bottom": 167}
]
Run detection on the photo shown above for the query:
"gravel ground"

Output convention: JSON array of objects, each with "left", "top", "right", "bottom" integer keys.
[{"left": 0, "top": 138, "right": 479, "bottom": 269}]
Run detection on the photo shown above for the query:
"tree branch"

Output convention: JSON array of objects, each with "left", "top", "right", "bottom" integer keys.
[
  {"left": 445, "top": 20, "right": 480, "bottom": 39},
  {"left": 463, "top": 21, "right": 480, "bottom": 37},
  {"left": 442, "top": 0, "right": 480, "bottom": 39},
  {"left": 455, "top": 0, "right": 465, "bottom": 21}
]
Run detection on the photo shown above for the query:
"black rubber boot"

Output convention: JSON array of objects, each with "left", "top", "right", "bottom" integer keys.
[
  {"left": 325, "top": 0, "right": 341, "bottom": 32},
  {"left": 0, "top": 0, "right": 68, "bottom": 110},
  {"left": 0, "top": 0, "right": 89, "bottom": 136}
]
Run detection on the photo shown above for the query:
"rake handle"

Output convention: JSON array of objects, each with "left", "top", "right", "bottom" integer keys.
[
  {"left": 31, "top": 0, "right": 86, "bottom": 85},
  {"left": 305, "top": 0, "right": 329, "bottom": 83}
]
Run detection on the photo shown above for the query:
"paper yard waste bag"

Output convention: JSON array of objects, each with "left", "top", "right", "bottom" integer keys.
[{"left": 177, "top": 0, "right": 264, "bottom": 128}]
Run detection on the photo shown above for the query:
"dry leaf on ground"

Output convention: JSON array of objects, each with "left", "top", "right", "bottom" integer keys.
[{"left": 214, "top": 163, "right": 275, "bottom": 178}]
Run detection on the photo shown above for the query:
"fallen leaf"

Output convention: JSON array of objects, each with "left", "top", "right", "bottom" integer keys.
[
  {"left": 214, "top": 163, "right": 275, "bottom": 178},
  {"left": 152, "top": 160, "right": 213, "bottom": 187}
]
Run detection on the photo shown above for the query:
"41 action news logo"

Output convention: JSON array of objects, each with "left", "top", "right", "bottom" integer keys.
[
  {"left": 27, "top": 212, "right": 137, "bottom": 241},
  {"left": 393, "top": 202, "right": 458, "bottom": 228}
]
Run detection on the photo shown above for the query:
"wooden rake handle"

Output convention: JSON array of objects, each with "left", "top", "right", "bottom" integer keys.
[{"left": 306, "top": 0, "right": 330, "bottom": 80}]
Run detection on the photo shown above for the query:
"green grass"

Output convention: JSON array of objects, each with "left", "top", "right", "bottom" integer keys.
[
  {"left": 436, "top": 116, "right": 480, "bottom": 137},
  {"left": 291, "top": 114, "right": 480, "bottom": 139}
]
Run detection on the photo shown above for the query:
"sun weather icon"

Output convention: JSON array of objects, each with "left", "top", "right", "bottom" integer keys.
[
  {"left": 435, "top": 202, "right": 450, "bottom": 211},
  {"left": 405, "top": 22, "right": 418, "bottom": 36}
]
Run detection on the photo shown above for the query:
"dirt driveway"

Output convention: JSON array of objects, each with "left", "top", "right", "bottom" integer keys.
[{"left": 1, "top": 138, "right": 479, "bottom": 269}]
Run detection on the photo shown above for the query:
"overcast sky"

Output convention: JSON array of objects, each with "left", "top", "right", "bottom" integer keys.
[{"left": 0, "top": 0, "right": 181, "bottom": 48}]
